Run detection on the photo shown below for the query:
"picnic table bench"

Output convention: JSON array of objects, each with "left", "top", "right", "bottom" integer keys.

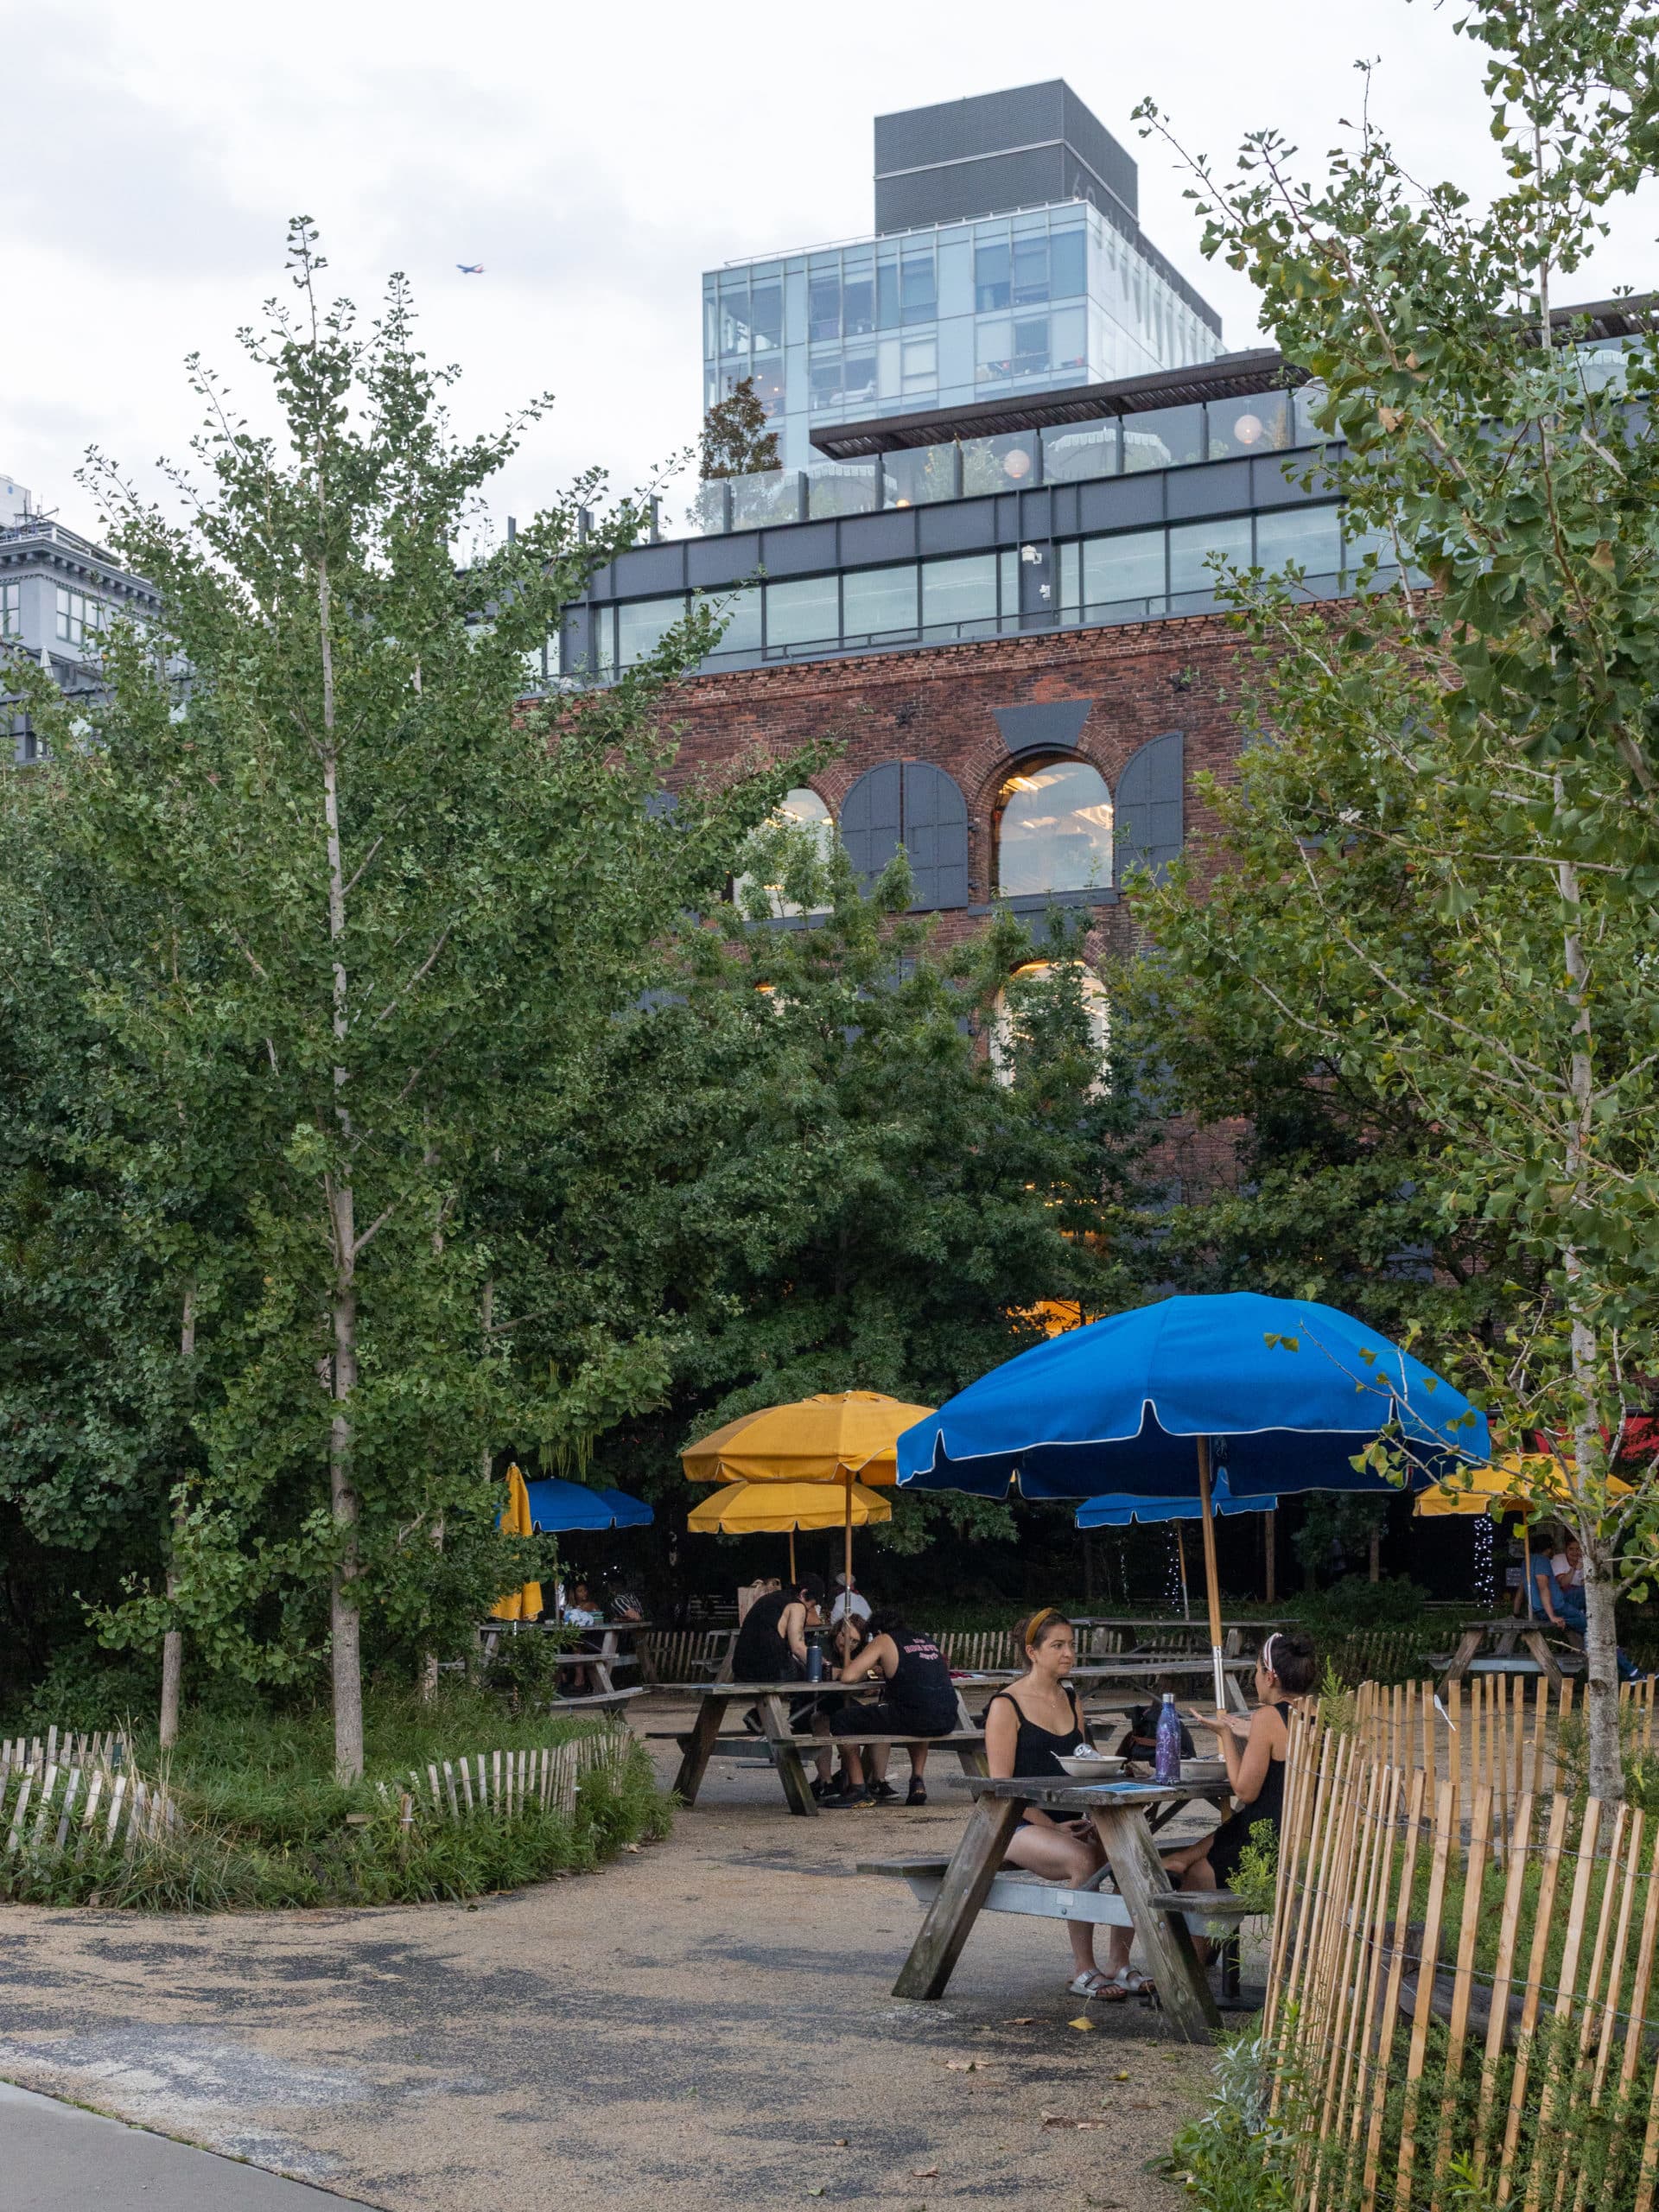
[
  {"left": 1435, "top": 1618, "right": 1580, "bottom": 1690},
  {"left": 871, "top": 1772, "right": 1245, "bottom": 2043},
  {"left": 652, "top": 1680, "right": 990, "bottom": 1816},
  {"left": 476, "top": 1623, "right": 645, "bottom": 1709},
  {"left": 950, "top": 1659, "right": 1257, "bottom": 1714}
]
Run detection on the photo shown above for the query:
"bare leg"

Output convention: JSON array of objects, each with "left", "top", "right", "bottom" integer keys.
[
  {"left": 1003, "top": 1821, "right": 1106, "bottom": 1977},
  {"left": 1103, "top": 1838, "right": 1205, "bottom": 1974}
]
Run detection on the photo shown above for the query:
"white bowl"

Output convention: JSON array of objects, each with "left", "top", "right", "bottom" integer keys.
[{"left": 1058, "top": 1753, "right": 1130, "bottom": 1778}]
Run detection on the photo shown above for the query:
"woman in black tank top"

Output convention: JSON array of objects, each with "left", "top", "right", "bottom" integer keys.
[
  {"left": 1098, "top": 1629, "right": 1316, "bottom": 1986},
  {"left": 986, "top": 1610, "right": 1124, "bottom": 2001}
]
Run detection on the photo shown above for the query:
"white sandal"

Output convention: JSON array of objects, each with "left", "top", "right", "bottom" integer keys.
[{"left": 1066, "top": 1969, "right": 1128, "bottom": 2001}]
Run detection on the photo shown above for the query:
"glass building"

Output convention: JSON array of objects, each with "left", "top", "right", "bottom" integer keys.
[{"left": 703, "top": 82, "right": 1224, "bottom": 474}]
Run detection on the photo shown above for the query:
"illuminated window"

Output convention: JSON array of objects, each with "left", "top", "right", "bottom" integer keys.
[
  {"left": 991, "top": 960, "right": 1111, "bottom": 1086},
  {"left": 995, "top": 757, "right": 1113, "bottom": 896},
  {"left": 732, "top": 786, "right": 835, "bottom": 918}
]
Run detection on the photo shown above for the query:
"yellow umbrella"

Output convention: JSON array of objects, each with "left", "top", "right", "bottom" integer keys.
[
  {"left": 490, "top": 1463, "right": 544, "bottom": 1622},
  {"left": 689, "top": 1478, "right": 892, "bottom": 1582},
  {"left": 682, "top": 1390, "right": 933, "bottom": 1487},
  {"left": 682, "top": 1389, "right": 931, "bottom": 1594},
  {"left": 689, "top": 1479, "right": 893, "bottom": 1534},
  {"left": 1416, "top": 1452, "right": 1631, "bottom": 1620},
  {"left": 1414, "top": 1453, "right": 1632, "bottom": 1516}
]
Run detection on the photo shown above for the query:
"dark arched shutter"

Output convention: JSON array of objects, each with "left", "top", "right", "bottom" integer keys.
[
  {"left": 839, "top": 762, "right": 904, "bottom": 892},
  {"left": 899, "top": 760, "right": 969, "bottom": 911},
  {"left": 1115, "top": 730, "right": 1185, "bottom": 886}
]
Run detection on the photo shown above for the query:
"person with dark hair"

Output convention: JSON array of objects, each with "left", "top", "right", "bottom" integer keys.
[
  {"left": 985, "top": 1608, "right": 1120, "bottom": 1999},
  {"left": 806, "top": 1611, "right": 881, "bottom": 1803},
  {"left": 732, "top": 1574, "right": 824, "bottom": 1688},
  {"left": 1101, "top": 1627, "right": 1318, "bottom": 1986},
  {"left": 818, "top": 1608, "right": 957, "bottom": 1807}
]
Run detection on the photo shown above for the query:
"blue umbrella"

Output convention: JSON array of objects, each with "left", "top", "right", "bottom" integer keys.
[
  {"left": 523, "top": 1478, "right": 654, "bottom": 1533},
  {"left": 1073, "top": 1480, "right": 1278, "bottom": 1529},
  {"left": 899, "top": 1293, "right": 1488, "bottom": 1700}
]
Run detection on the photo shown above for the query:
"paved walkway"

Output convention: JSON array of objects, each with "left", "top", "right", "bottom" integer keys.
[
  {"left": 0, "top": 1706, "right": 1224, "bottom": 2211},
  {"left": 1, "top": 2078, "right": 350, "bottom": 2208}
]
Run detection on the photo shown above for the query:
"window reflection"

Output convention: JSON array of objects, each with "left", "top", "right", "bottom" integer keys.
[
  {"left": 733, "top": 786, "right": 836, "bottom": 918},
  {"left": 995, "top": 756, "right": 1114, "bottom": 896}
]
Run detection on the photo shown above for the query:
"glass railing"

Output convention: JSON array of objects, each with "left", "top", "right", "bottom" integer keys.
[{"left": 690, "top": 385, "right": 1332, "bottom": 535}]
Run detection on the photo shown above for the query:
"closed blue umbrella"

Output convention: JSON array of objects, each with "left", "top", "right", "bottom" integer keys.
[{"left": 899, "top": 1293, "right": 1488, "bottom": 1700}]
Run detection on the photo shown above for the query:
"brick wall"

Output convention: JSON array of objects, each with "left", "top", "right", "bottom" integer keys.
[{"left": 652, "top": 609, "right": 1255, "bottom": 1200}]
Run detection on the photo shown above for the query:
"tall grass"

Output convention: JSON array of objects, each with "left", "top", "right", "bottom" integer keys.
[{"left": 1, "top": 1685, "right": 671, "bottom": 1910}]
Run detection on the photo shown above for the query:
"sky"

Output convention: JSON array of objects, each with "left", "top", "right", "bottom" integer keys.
[{"left": 3, "top": 0, "right": 1657, "bottom": 550}]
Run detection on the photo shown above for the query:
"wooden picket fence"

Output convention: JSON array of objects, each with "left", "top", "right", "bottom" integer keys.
[
  {"left": 396, "top": 1726, "right": 633, "bottom": 1827},
  {"left": 1263, "top": 1702, "right": 1659, "bottom": 2212},
  {"left": 1346, "top": 1674, "right": 1659, "bottom": 1844},
  {"left": 0, "top": 1731, "right": 174, "bottom": 1862}
]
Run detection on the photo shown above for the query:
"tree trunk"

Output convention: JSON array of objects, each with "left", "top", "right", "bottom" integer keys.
[
  {"left": 158, "top": 1281, "right": 197, "bottom": 1751},
  {"left": 1580, "top": 1537, "right": 1624, "bottom": 1804},
  {"left": 318, "top": 549, "right": 365, "bottom": 1784},
  {"left": 1368, "top": 1526, "right": 1381, "bottom": 1585}
]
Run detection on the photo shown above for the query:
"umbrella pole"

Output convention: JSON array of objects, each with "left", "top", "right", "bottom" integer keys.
[
  {"left": 1196, "top": 1438, "right": 1227, "bottom": 1710},
  {"left": 844, "top": 1470, "right": 854, "bottom": 1607},
  {"left": 1522, "top": 1521, "right": 1532, "bottom": 1620},
  {"left": 1176, "top": 1524, "right": 1191, "bottom": 1621},
  {"left": 789, "top": 1528, "right": 797, "bottom": 1585}
]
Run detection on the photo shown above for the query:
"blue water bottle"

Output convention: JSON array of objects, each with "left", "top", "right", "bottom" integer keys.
[
  {"left": 805, "top": 1630, "right": 824, "bottom": 1683},
  {"left": 1154, "top": 1691, "right": 1183, "bottom": 1784}
]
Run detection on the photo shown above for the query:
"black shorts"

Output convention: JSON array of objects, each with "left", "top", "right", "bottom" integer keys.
[{"left": 828, "top": 1700, "right": 954, "bottom": 1738}]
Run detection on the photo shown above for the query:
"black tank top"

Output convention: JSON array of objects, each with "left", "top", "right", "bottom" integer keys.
[
  {"left": 733, "top": 1591, "right": 792, "bottom": 1679},
  {"left": 1247, "top": 1702, "right": 1293, "bottom": 1827},
  {"left": 990, "top": 1686, "right": 1087, "bottom": 1778},
  {"left": 882, "top": 1632, "right": 957, "bottom": 1728}
]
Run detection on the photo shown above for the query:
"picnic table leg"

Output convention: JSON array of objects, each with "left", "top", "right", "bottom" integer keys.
[
  {"left": 893, "top": 1794, "right": 1025, "bottom": 2001},
  {"left": 1520, "top": 1627, "right": 1567, "bottom": 1688},
  {"left": 1438, "top": 1628, "right": 1484, "bottom": 1694},
  {"left": 1089, "top": 1805, "right": 1221, "bottom": 2044},
  {"left": 760, "top": 1695, "right": 818, "bottom": 1818},
  {"left": 1224, "top": 1670, "right": 1250, "bottom": 1715},
  {"left": 671, "top": 1695, "right": 726, "bottom": 1805}
]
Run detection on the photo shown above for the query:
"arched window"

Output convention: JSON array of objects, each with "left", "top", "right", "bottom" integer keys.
[
  {"left": 732, "top": 786, "right": 835, "bottom": 918},
  {"left": 840, "top": 760, "right": 969, "bottom": 911},
  {"left": 990, "top": 960, "right": 1110, "bottom": 1087},
  {"left": 995, "top": 757, "right": 1113, "bottom": 896}
]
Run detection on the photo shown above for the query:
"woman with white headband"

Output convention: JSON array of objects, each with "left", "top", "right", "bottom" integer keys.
[{"left": 1099, "top": 1626, "right": 1317, "bottom": 1989}]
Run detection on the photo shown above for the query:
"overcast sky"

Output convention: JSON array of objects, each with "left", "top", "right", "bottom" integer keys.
[{"left": 4, "top": 0, "right": 1657, "bottom": 550}]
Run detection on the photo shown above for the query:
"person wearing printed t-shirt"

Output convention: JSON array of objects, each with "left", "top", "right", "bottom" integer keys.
[{"left": 817, "top": 1610, "right": 956, "bottom": 1807}]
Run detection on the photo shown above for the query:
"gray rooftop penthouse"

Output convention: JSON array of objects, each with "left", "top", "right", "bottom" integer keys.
[{"left": 705, "top": 81, "right": 1224, "bottom": 475}]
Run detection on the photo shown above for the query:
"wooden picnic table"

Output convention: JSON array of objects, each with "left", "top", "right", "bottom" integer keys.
[
  {"left": 948, "top": 1659, "right": 1256, "bottom": 1714},
  {"left": 881, "top": 1773, "right": 1237, "bottom": 2043},
  {"left": 1069, "top": 1617, "right": 1298, "bottom": 1659},
  {"left": 653, "top": 1679, "right": 989, "bottom": 1817},
  {"left": 1436, "top": 1618, "right": 1577, "bottom": 1690},
  {"left": 475, "top": 1622, "right": 644, "bottom": 1705}
]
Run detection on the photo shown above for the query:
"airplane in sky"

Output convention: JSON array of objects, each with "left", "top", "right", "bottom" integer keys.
[{"left": 457, "top": 263, "right": 485, "bottom": 275}]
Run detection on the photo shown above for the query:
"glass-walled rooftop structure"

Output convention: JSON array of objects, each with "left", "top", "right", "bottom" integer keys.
[{"left": 703, "top": 82, "right": 1223, "bottom": 474}]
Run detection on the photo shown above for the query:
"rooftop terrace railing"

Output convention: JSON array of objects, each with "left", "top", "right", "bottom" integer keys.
[{"left": 688, "top": 385, "right": 1332, "bottom": 537}]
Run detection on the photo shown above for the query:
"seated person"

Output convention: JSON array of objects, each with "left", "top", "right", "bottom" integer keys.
[
  {"left": 820, "top": 1610, "right": 957, "bottom": 1808},
  {"left": 1534, "top": 1536, "right": 1640, "bottom": 1681},
  {"left": 985, "top": 1608, "right": 1118, "bottom": 2001},
  {"left": 830, "top": 1573, "right": 873, "bottom": 1630},
  {"left": 1101, "top": 1630, "right": 1317, "bottom": 1986},
  {"left": 731, "top": 1575, "right": 825, "bottom": 1728},
  {"left": 564, "top": 1579, "right": 603, "bottom": 1693},
  {"left": 806, "top": 1614, "right": 880, "bottom": 1803}
]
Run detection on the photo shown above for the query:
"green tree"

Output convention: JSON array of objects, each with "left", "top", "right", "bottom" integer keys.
[
  {"left": 1132, "top": 0, "right": 1659, "bottom": 1796},
  {"left": 2, "top": 221, "right": 785, "bottom": 1776},
  {"left": 698, "top": 377, "right": 780, "bottom": 480},
  {"left": 527, "top": 824, "right": 1157, "bottom": 1558}
]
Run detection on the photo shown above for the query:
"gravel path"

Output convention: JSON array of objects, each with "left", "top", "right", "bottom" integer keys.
[{"left": 0, "top": 1705, "right": 1223, "bottom": 2211}]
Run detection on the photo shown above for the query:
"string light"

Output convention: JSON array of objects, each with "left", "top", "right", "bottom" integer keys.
[{"left": 1472, "top": 1515, "right": 1496, "bottom": 1609}]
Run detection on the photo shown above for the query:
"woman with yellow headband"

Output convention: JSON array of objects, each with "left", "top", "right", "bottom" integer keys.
[{"left": 984, "top": 1609, "right": 1124, "bottom": 2002}]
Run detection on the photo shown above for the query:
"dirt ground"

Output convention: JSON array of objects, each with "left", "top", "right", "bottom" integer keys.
[{"left": 0, "top": 1704, "right": 1230, "bottom": 2212}]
